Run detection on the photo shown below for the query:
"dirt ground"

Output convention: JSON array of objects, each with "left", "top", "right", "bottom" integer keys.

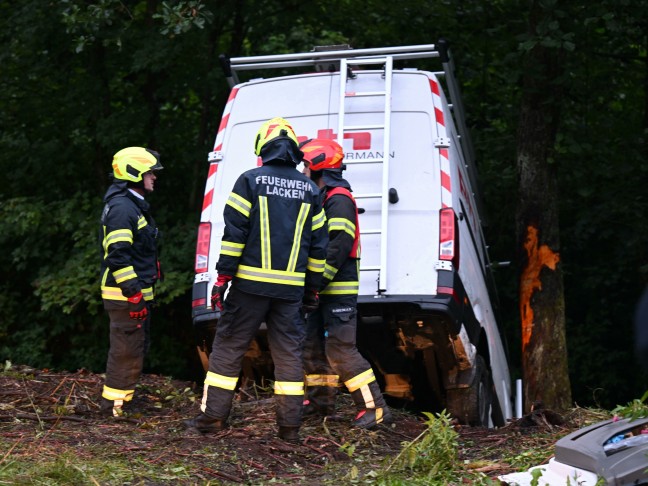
[{"left": 0, "top": 365, "right": 599, "bottom": 484}]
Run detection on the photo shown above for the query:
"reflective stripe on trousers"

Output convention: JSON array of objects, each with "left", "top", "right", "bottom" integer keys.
[
  {"left": 201, "top": 286, "right": 304, "bottom": 426},
  {"left": 303, "top": 299, "right": 386, "bottom": 410},
  {"left": 103, "top": 306, "right": 150, "bottom": 404}
]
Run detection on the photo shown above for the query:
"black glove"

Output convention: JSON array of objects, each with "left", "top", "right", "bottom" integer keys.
[
  {"left": 302, "top": 289, "right": 319, "bottom": 314},
  {"left": 127, "top": 291, "right": 148, "bottom": 321},
  {"left": 211, "top": 275, "right": 232, "bottom": 311}
]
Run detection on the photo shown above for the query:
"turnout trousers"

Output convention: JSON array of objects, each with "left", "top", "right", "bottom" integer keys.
[
  {"left": 201, "top": 286, "right": 304, "bottom": 427},
  {"left": 303, "top": 297, "right": 386, "bottom": 414},
  {"left": 102, "top": 304, "right": 151, "bottom": 412}
]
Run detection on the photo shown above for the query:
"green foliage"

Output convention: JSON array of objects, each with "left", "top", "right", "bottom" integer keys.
[
  {"left": 154, "top": 1, "right": 214, "bottom": 37},
  {"left": 612, "top": 390, "right": 648, "bottom": 420},
  {"left": 375, "top": 411, "right": 489, "bottom": 485}
]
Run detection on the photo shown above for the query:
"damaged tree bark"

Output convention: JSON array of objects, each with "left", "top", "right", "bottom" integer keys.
[{"left": 516, "top": 0, "right": 572, "bottom": 413}]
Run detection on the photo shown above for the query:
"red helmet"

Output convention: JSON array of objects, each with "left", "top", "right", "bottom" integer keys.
[{"left": 300, "top": 138, "right": 344, "bottom": 171}]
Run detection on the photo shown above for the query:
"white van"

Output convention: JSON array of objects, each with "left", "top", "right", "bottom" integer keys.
[{"left": 191, "top": 42, "right": 513, "bottom": 426}]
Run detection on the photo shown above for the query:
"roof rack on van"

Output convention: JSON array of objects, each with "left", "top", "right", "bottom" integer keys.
[
  {"left": 218, "top": 40, "right": 484, "bottom": 224},
  {"left": 220, "top": 44, "right": 440, "bottom": 87}
]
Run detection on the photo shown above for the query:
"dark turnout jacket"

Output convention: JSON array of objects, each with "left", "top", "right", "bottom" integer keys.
[
  {"left": 319, "top": 181, "right": 361, "bottom": 302},
  {"left": 216, "top": 162, "right": 328, "bottom": 301},
  {"left": 100, "top": 182, "right": 159, "bottom": 303}
]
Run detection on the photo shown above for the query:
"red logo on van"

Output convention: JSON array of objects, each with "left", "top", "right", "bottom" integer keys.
[{"left": 298, "top": 129, "right": 371, "bottom": 150}]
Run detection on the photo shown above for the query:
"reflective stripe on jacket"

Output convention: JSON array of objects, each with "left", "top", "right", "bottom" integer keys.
[
  {"left": 100, "top": 183, "right": 159, "bottom": 301},
  {"left": 217, "top": 163, "right": 328, "bottom": 300},
  {"left": 320, "top": 185, "right": 360, "bottom": 299}
]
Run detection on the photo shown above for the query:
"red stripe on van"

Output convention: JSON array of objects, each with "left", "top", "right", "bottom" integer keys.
[
  {"left": 201, "top": 164, "right": 219, "bottom": 212},
  {"left": 440, "top": 148, "right": 449, "bottom": 159},
  {"left": 218, "top": 113, "right": 230, "bottom": 133},
  {"left": 202, "top": 188, "right": 214, "bottom": 212},
  {"left": 429, "top": 79, "right": 440, "bottom": 96},
  {"left": 441, "top": 171, "right": 451, "bottom": 192},
  {"left": 434, "top": 107, "right": 444, "bottom": 126},
  {"left": 227, "top": 87, "right": 239, "bottom": 102}
]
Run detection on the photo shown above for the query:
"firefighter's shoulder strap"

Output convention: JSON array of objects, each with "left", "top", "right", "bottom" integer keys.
[{"left": 324, "top": 187, "right": 360, "bottom": 258}]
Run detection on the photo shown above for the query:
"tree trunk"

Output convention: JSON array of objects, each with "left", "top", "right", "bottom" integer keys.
[{"left": 516, "top": 1, "right": 572, "bottom": 413}]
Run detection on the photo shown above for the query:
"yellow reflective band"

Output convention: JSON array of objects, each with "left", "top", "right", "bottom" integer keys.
[
  {"left": 104, "top": 229, "right": 133, "bottom": 250},
  {"left": 113, "top": 266, "right": 136, "bottom": 283},
  {"left": 101, "top": 268, "right": 109, "bottom": 286},
  {"left": 305, "top": 374, "right": 339, "bottom": 387},
  {"left": 226, "top": 192, "right": 252, "bottom": 217},
  {"left": 345, "top": 369, "right": 376, "bottom": 392},
  {"left": 312, "top": 208, "right": 326, "bottom": 231},
  {"left": 102, "top": 385, "right": 135, "bottom": 401},
  {"left": 359, "top": 384, "right": 376, "bottom": 408},
  {"left": 274, "top": 381, "right": 304, "bottom": 396},
  {"left": 307, "top": 257, "right": 325, "bottom": 273},
  {"left": 236, "top": 265, "right": 305, "bottom": 286},
  {"left": 259, "top": 196, "right": 271, "bottom": 269},
  {"left": 320, "top": 281, "right": 359, "bottom": 295},
  {"left": 328, "top": 217, "right": 356, "bottom": 238},
  {"left": 101, "top": 286, "right": 154, "bottom": 301},
  {"left": 287, "top": 203, "right": 310, "bottom": 272},
  {"left": 323, "top": 264, "right": 338, "bottom": 280},
  {"left": 221, "top": 240, "right": 245, "bottom": 257},
  {"left": 204, "top": 371, "right": 238, "bottom": 391},
  {"left": 137, "top": 215, "right": 147, "bottom": 230}
]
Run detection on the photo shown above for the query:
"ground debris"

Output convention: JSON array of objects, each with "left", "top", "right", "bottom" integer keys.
[
  {"left": 0, "top": 365, "right": 428, "bottom": 483},
  {"left": 0, "top": 365, "right": 600, "bottom": 483}
]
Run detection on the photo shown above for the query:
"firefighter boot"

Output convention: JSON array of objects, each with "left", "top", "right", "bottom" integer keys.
[
  {"left": 350, "top": 380, "right": 393, "bottom": 429},
  {"left": 183, "top": 413, "right": 227, "bottom": 434},
  {"left": 278, "top": 426, "right": 300, "bottom": 444},
  {"left": 353, "top": 407, "right": 394, "bottom": 429},
  {"left": 99, "top": 397, "right": 123, "bottom": 417}
]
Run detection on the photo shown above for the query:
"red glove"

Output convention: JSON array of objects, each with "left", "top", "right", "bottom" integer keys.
[
  {"left": 211, "top": 275, "right": 232, "bottom": 311},
  {"left": 127, "top": 292, "right": 148, "bottom": 320}
]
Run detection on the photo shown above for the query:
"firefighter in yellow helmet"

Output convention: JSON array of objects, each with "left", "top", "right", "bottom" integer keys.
[
  {"left": 184, "top": 118, "right": 328, "bottom": 443},
  {"left": 299, "top": 138, "right": 393, "bottom": 429},
  {"left": 99, "top": 147, "right": 163, "bottom": 417}
]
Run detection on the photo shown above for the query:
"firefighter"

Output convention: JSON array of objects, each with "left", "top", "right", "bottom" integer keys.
[
  {"left": 184, "top": 117, "right": 328, "bottom": 443},
  {"left": 99, "top": 147, "right": 163, "bottom": 417},
  {"left": 299, "top": 138, "right": 393, "bottom": 429}
]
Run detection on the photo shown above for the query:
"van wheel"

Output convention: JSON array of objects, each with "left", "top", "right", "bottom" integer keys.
[{"left": 446, "top": 355, "right": 491, "bottom": 426}]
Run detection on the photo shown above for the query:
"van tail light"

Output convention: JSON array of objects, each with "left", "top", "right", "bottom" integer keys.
[
  {"left": 439, "top": 208, "right": 459, "bottom": 270},
  {"left": 195, "top": 222, "right": 211, "bottom": 273}
]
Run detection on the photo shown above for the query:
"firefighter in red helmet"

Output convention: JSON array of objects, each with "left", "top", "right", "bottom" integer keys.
[
  {"left": 184, "top": 118, "right": 328, "bottom": 443},
  {"left": 300, "top": 138, "right": 393, "bottom": 429}
]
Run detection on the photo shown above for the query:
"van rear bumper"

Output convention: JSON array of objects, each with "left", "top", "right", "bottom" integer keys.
[{"left": 357, "top": 269, "right": 480, "bottom": 344}]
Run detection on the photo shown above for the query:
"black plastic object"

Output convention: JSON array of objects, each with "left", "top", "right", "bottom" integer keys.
[
  {"left": 554, "top": 417, "right": 648, "bottom": 485},
  {"left": 388, "top": 188, "right": 399, "bottom": 204}
]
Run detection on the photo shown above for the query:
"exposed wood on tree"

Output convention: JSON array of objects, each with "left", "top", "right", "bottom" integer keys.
[{"left": 520, "top": 225, "right": 560, "bottom": 354}]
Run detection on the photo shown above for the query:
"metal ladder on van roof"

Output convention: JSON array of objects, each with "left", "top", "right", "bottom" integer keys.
[{"left": 336, "top": 56, "right": 393, "bottom": 293}]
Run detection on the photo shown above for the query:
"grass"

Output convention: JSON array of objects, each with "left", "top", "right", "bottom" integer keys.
[{"left": 0, "top": 407, "right": 614, "bottom": 486}]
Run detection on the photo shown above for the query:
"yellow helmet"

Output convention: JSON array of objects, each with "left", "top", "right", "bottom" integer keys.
[
  {"left": 112, "top": 147, "right": 163, "bottom": 183},
  {"left": 254, "top": 117, "right": 298, "bottom": 156}
]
